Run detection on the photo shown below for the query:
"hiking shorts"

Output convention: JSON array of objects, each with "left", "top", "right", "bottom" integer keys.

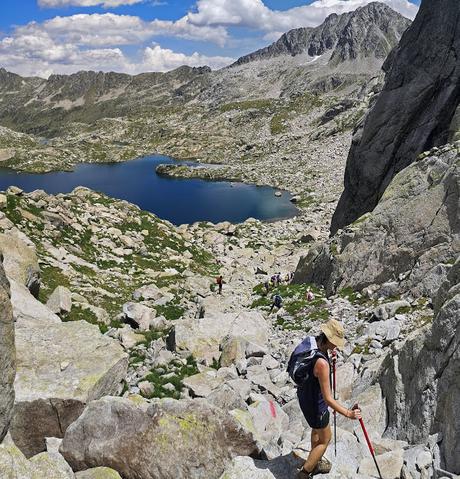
[{"left": 304, "top": 409, "right": 330, "bottom": 430}]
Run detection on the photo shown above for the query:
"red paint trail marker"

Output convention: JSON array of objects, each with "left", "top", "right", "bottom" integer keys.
[{"left": 269, "top": 400, "right": 277, "bottom": 418}]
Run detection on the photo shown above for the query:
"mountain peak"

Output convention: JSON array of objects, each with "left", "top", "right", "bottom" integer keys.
[{"left": 234, "top": 2, "right": 411, "bottom": 67}]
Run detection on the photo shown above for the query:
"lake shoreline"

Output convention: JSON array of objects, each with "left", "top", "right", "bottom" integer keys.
[{"left": 0, "top": 155, "right": 299, "bottom": 225}]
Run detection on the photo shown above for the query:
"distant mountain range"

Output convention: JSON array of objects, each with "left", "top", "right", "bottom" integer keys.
[{"left": 0, "top": 2, "right": 412, "bottom": 173}]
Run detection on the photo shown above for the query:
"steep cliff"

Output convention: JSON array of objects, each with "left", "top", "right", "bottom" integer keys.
[
  {"left": 0, "top": 262, "right": 15, "bottom": 442},
  {"left": 331, "top": 0, "right": 460, "bottom": 234},
  {"left": 379, "top": 257, "right": 460, "bottom": 473},
  {"left": 294, "top": 144, "right": 459, "bottom": 297}
]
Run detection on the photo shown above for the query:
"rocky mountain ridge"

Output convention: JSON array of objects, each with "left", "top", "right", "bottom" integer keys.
[{"left": 234, "top": 2, "right": 410, "bottom": 66}]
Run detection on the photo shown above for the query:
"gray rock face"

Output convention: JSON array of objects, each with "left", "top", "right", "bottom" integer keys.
[
  {"left": 294, "top": 145, "right": 459, "bottom": 297},
  {"left": 0, "top": 231, "right": 40, "bottom": 297},
  {"left": 235, "top": 3, "right": 410, "bottom": 66},
  {"left": 10, "top": 291, "right": 128, "bottom": 457},
  {"left": 331, "top": 0, "right": 460, "bottom": 233},
  {"left": 0, "top": 263, "right": 14, "bottom": 443},
  {"left": 379, "top": 258, "right": 460, "bottom": 473},
  {"left": 75, "top": 467, "right": 121, "bottom": 479},
  {"left": 60, "top": 396, "right": 258, "bottom": 479}
]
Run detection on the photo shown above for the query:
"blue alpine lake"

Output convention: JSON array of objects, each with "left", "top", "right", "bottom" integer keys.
[{"left": 0, "top": 155, "right": 298, "bottom": 225}]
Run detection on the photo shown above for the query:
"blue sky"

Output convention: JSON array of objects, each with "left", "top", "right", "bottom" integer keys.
[{"left": 0, "top": 0, "right": 420, "bottom": 77}]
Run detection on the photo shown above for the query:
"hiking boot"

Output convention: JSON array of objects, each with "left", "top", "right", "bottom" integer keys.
[
  {"left": 297, "top": 469, "right": 314, "bottom": 479},
  {"left": 312, "top": 457, "right": 332, "bottom": 474}
]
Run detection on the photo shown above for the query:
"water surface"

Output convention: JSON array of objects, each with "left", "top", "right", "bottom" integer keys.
[{"left": 0, "top": 155, "right": 298, "bottom": 225}]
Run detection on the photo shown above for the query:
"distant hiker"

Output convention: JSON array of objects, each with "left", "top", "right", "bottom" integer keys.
[
  {"left": 285, "top": 273, "right": 291, "bottom": 283},
  {"left": 264, "top": 280, "right": 270, "bottom": 295},
  {"left": 269, "top": 293, "right": 283, "bottom": 314},
  {"left": 287, "top": 319, "right": 362, "bottom": 478},
  {"left": 276, "top": 272, "right": 282, "bottom": 285},
  {"left": 306, "top": 288, "right": 315, "bottom": 302},
  {"left": 216, "top": 275, "right": 224, "bottom": 294},
  {"left": 271, "top": 274, "right": 277, "bottom": 288}
]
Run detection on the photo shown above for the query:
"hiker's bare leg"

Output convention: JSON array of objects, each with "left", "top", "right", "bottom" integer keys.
[
  {"left": 302, "top": 425, "right": 331, "bottom": 472},
  {"left": 311, "top": 429, "right": 320, "bottom": 450}
]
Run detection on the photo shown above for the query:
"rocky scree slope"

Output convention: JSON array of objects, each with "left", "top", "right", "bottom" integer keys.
[
  {"left": 0, "top": 178, "right": 453, "bottom": 478},
  {"left": 331, "top": 0, "right": 460, "bottom": 233}
]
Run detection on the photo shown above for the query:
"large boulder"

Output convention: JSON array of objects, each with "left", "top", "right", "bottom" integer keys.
[
  {"left": 173, "top": 311, "right": 270, "bottom": 364},
  {"left": 0, "top": 263, "right": 14, "bottom": 443},
  {"left": 231, "top": 399, "right": 289, "bottom": 459},
  {"left": 10, "top": 287, "right": 128, "bottom": 457},
  {"left": 75, "top": 467, "right": 122, "bottom": 479},
  {"left": 0, "top": 435, "right": 75, "bottom": 479},
  {"left": 295, "top": 146, "right": 459, "bottom": 297},
  {"left": 379, "top": 258, "right": 460, "bottom": 473},
  {"left": 0, "top": 231, "right": 40, "bottom": 296},
  {"left": 10, "top": 279, "right": 61, "bottom": 325},
  {"left": 331, "top": 0, "right": 460, "bottom": 233},
  {"left": 60, "top": 395, "right": 258, "bottom": 479},
  {"left": 46, "top": 286, "right": 72, "bottom": 315}
]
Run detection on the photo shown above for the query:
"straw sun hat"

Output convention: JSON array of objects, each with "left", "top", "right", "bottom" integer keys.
[{"left": 321, "top": 319, "right": 346, "bottom": 349}]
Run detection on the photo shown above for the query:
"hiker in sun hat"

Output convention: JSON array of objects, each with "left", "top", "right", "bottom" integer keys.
[{"left": 288, "top": 319, "right": 362, "bottom": 478}]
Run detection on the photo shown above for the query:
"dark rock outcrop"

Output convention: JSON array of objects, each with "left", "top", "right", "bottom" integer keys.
[
  {"left": 234, "top": 3, "right": 410, "bottom": 66},
  {"left": 0, "top": 262, "right": 14, "bottom": 442},
  {"left": 294, "top": 144, "right": 459, "bottom": 297},
  {"left": 60, "top": 396, "right": 258, "bottom": 479},
  {"left": 331, "top": 0, "right": 460, "bottom": 234},
  {"left": 379, "top": 257, "right": 460, "bottom": 473}
]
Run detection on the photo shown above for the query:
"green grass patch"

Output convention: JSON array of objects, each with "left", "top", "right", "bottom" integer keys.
[
  {"left": 136, "top": 329, "right": 166, "bottom": 346},
  {"left": 142, "top": 356, "right": 199, "bottom": 400},
  {"left": 62, "top": 305, "right": 108, "bottom": 333},
  {"left": 308, "top": 308, "right": 330, "bottom": 321},
  {"left": 252, "top": 282, "right": 327, "bottom": 328},
  {"left": 5, "top": 195, "right": 23, "bottom": 224},
  {"left": 395, "top": 306, "right": 411, "bottom": 315},
  {"left": 338, "top": 287, "right": 369, "bottom": 305},
  {"left": 220, "top": 99, "right": 275, "bottom": 113},
  {"left": 270, "top": 111, "right": 289, "bottom": 135},
  {"left": 155, "top": 302, "right": 185, "bottom": 321},
  {"left": 39, "top": 264, "right": 71, "bottom": 303}
]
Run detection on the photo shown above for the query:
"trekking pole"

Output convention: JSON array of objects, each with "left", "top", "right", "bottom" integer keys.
[
  {"left": 352, "top": 404, "right": 383, "bottom": 479},
  {"left": 332, "top": 349, "right": 337, "bottom": 457}
]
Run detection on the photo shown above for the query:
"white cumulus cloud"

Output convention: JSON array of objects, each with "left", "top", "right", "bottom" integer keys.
[
  {"left": 16, "top": 13, "right": 227, "bottom": 47},
  {"left": 142, "top": 45, "right": 233, "bottom": 72},
  {"left": 38, "top": 0, "right": 144, "bottom": 8},
  {"left": 0, "top": 24, "right": 233, "bottom": 77},
  {"left": 187, "top": 0, "right": 418, "bottom": 32}
]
